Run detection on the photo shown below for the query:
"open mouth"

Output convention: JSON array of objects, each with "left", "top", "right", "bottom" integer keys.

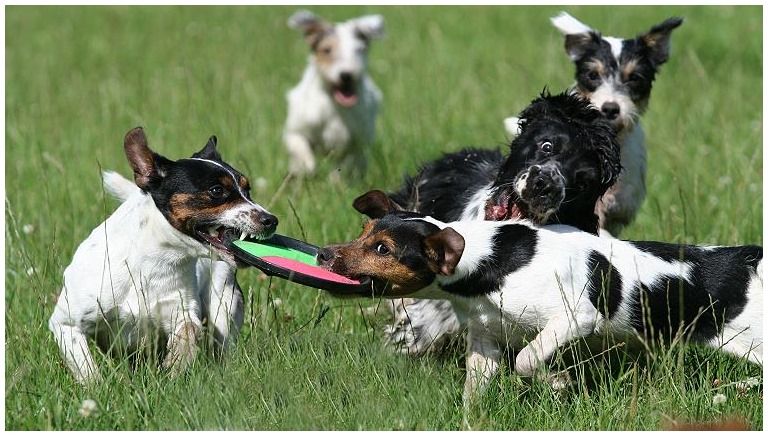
[
  {"left": 333, "top": 81, "right": 358, "bottom": 107},
  {"left": 196, "top": 225, "right": 262, "bottom": 255},
  {"left": 484, "top": 190, "right": 526, "bottom": 221}
]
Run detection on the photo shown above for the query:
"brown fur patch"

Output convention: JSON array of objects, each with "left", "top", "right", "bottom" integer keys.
[
  {"left": 313, "top": 32, "right": 339, "bottom": 70},
  {"left": 584, "top": 59, "right": 605, "bottom": 76},
  {"left": 167, "top": 192, "right": 246, "bottom": 234}
]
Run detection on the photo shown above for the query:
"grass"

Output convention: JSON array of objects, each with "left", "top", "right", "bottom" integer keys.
[{"left": 5, "top": 5, "right": 763, "bottom": 430}]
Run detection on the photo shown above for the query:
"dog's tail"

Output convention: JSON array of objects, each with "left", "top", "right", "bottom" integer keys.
[{"left": 102, "top": 171, "right": 140, "bottom": 203}]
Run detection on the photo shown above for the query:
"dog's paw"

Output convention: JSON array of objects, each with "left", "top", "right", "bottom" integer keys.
[{"left": 162, "top": 322, "right": 202, "bottom": 377}]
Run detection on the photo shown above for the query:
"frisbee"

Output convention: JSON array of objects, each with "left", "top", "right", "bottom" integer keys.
[{"left": 229, "top": 234, "right": 371, "bottom": 293}]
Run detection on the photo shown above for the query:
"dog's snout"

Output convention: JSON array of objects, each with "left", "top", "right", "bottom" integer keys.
[
  {"left": 317, "top": 247, "right": 336, "bottom": 265},
  {"left": 601, "top": 102, "right": 620, "bottom": 120},
  {"left": 257, "top": 212, "right": 279, "bottom": 234},
  {"left": 339, "top": 72, "right": 354, "bottom": 84}
]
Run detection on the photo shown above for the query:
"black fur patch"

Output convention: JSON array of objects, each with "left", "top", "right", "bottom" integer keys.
[
  {"left": 586, "top": 251, "right": 623, "bottom": 318},
  {"left": 440, "top": 224, "right": 538, "bottom": 297},
  {"left": 626, "top": 243, "right": 760, "bottom": 342},
  {"left": 389, "top": 147, "right": 503, "bottom": 221}
]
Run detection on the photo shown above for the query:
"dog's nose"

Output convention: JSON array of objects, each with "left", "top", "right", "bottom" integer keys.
[
  {"left": 317, "top": 247, "right": 335, "bottom": 265},
  {"left": 339, "top": 72, "right": 354, "bottom": 84},
  {"left": 259, "top": 213, "right": 278, "bottom": 232},
  {"left": 601, "top": 102, "right": 620, "bottom": 120}
]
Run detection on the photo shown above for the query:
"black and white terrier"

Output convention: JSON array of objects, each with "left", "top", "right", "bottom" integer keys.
[
  {"left": 381, "top": 91, "right": 622, "bottom": 355},
  {"left": 319, "top": 190, "right": 762, "bottom": 407},
  {"left": 284, "top": 9, "right": 385, "bottom": 176},
  {"left": 507, "top": 12, "right": 683, "bottom": 236},
  {"left": 49, "top": 127, "right": 278, "bottom": 383}
]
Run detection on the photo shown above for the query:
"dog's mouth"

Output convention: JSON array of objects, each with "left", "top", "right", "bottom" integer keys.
[
  {"left": 196, "top": 226, "right": 265, "bottom": 263},
  {"left": 484, "top": 190, "right": 526, "bottom": 221},
  {"left": 333, "top": 80, "right": 358, "bottom": 108}
]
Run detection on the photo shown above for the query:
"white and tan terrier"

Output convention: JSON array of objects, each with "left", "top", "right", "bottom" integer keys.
[{"left": 284, "top": 9, "right": 385, "bottom": 176}]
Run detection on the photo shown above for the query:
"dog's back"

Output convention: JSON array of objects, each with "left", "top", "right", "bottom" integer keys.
[{"left": 389, "top": 147, "right": 503, "bottom": 222}]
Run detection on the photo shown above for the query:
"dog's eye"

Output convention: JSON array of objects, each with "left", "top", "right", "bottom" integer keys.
[
  {"left": 626, "top": 72, "right": 642, "bottom": 83},
  {"left": 208, "top": 185, "right": 227, "bottom": 199},
  {"left": 374, "top": 243, "right": 390, "bottom": 256},
  {"left": 587, "top": 71, "right": 600, "bottom": 82},
  {"left": 321, "top": 47, "right": 332, "bottom": 55},
  {"left": 540, "top": 141, "right": 554, "bottom": 153}
]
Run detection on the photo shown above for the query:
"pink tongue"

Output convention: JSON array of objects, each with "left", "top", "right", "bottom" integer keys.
[
  {"left": 486, "top": 205, "right": 508, "bottom": 221},
  {"left": 334, "top": 89, "right": 358, "bottom": 107}
]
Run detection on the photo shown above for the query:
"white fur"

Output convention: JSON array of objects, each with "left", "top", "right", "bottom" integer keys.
[
  {"left": 284, "top": 11, "right": 384, "bottom": 175},
  {"left": 550, "top": 11, "right": 593, "bottom": 43},
  {"left": 48, "top": 172, "right": 251, "bottom": 383},
  {"left": 419, "top": 218, "right": 762, "bottom": 404}
]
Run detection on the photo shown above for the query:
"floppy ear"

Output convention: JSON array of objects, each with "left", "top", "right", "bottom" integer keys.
[
  {"left": 550, "top": 12, "right": 599, "bottom": 61},
  {"left": 591, "top": 120, "right": 623, "bottom": 189},
  {"left": 640, "top": 17, "right": 683, "bottom": 66},
  {"left": 123, "top": 127, "right": 172, "bottom": 191},
  {"left": 423, "top": 227, "right": 465, "bottom": 276},
  {"left": 288, "top": 9, "right": 329, "bottom": 47},
  {"left": 351, "top": 14, "right": 385, "bottom": 41},
  {"left": 352, "top": 190, "right": 402, "bottom": 219},
  {"left": 191, "top": 135, "right": 222, "bottom": 161}
]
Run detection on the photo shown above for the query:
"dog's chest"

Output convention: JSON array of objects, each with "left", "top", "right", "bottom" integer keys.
[{"left": 65, "top": 197, "right": 207, "bottom": 344}]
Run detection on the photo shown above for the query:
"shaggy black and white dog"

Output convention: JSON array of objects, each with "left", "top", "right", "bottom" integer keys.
[{"left": 379, "top": 91, "right": 622, "bottom": 355}]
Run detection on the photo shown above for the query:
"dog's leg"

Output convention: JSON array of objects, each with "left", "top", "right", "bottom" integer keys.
[
  {"left": 162, "top": 315, "right": 203, "bottom": 378},
  {"left": 199, "top": 259, "right": 244, "bottom": 355},
  {"left": 284, "top": 132, "right": 316, "bottom": 175},
  {"left": 514, "top": 311, "right": 595, "bottom": 383},
  {"left": 49, "top": 314, "right": 101, "bottom": 384},
  {"left": 463, "top": 324, "right": 502, "bottom": 407}
]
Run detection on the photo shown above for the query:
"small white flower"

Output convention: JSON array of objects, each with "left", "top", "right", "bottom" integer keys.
[
  {"left": 22, "top": 224, "right": 35, "bottom": 234},
  {"left": 26, "top": 267, "right": 36, "bottom": 277},
  {"left": 271, "top": 297, "right": 283, "bottom": 308},
  {"left": 712, "top": 393, "right": 727, "bottom": 406},
  {"left": 79, "top": 399, "right": 99, "bottom": 417}
]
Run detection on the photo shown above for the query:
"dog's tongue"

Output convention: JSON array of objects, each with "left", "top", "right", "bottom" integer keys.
[
  {"left": 484, "top": 201, "right": 523, "bottom": 221},
  {"left": 485, "top": 204, "right": 508, "bottom": 220},
  {"left": 334, "top": 88, "right": 358, "bottom": 107}
]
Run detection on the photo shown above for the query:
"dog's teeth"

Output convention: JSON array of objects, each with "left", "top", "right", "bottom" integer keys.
[
  {"left": 208, "top": 227, "right": 219, "bottom": 237},
  {"left": 239, "top": 232, "right": 247, "bottom": 241},
  {"left": 251, "top": 233, "right": 257, "bottom": 240}
]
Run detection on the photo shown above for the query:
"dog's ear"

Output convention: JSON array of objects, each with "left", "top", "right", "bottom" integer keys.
[
  {"left": 550, "top": 12, "right": 599, "bottom": 61},
  {"left": 191, "top": 135, "right": 223, "bottom": 162},
  {"left": 640, "top": 17, "right": 683, "bottom": 66},
  {"left": 423, "top": 227, "right": 465, "bottom": 276},
  {"left": 353, "top": 190, "right": 402, "bottom": 219},
  {"left": 591, "top": 120, "right": 623, "bottom": 190},
  {"left": 351, "top": 15, "right": 385, "bottom": 42},
  {"left": 288, "top": 10, "right": 329, "bottom": 48},
  {"left": 124, "top": 127, "right": 172, "bottom": 191}
]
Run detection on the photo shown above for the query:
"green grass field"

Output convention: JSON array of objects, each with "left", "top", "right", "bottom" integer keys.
[{"left": 5, "top": 5, "right": 763, "bottom": 430}]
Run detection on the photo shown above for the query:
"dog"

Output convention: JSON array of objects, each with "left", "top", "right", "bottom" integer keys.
[
  {"left": 507, "top": 12, "right": 683, "bottom": 236},
  {"left": 318, "top": 190, "right": 763, "bottom": 407},
  {"left": 284, "top": 9, "right": 385, "bottom": 176},
  {"left": 48, "top": 127, "right": 279, "bottom": 383},
  {"left": 381, "top": 91, "right": 622, "bottom": 355}
]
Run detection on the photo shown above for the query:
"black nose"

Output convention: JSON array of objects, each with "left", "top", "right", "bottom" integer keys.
[
  {"left": 339, "top": 72, "right": 354, "bottom": 84},
  {"left": 601, "top": 102, "right": 620, "bottom": 120},
  {"left": 259, "top": 213, "right": 278, "bottom": 232},
  {"left": 317, "top": 247, "right": 335, "bottom": 265}
]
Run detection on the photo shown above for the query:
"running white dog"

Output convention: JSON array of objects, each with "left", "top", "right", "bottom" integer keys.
[{"left": 284, "top": 10, "right": 385, "bottom": 176}]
